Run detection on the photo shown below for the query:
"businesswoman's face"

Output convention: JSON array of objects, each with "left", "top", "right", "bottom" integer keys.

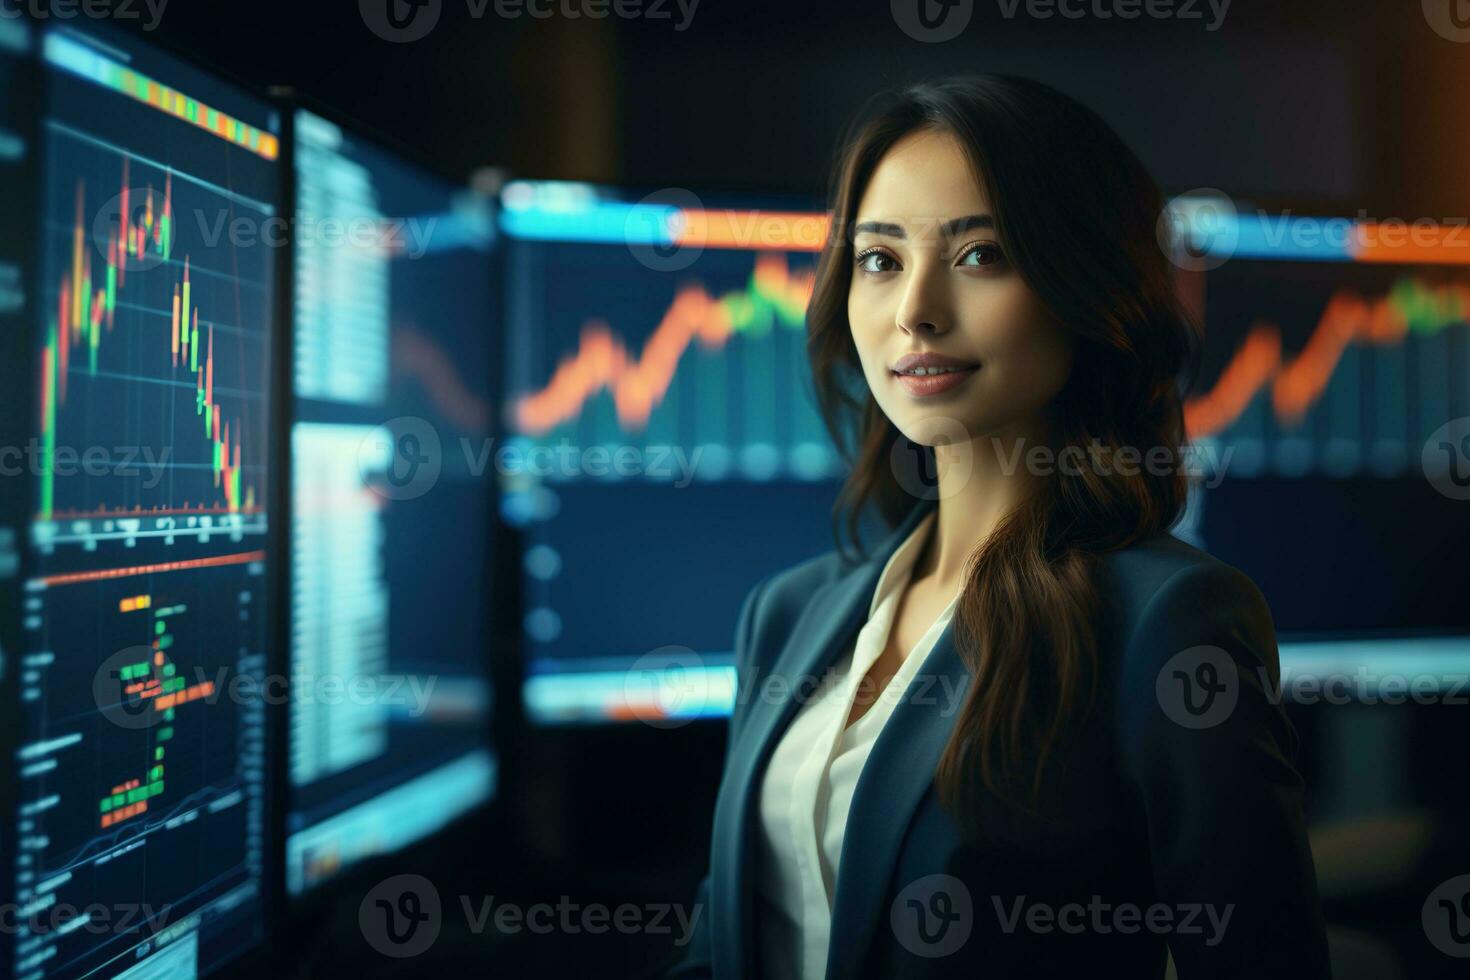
[{"left": 847, "top": 128, "right": 1073, "bottom": 448}]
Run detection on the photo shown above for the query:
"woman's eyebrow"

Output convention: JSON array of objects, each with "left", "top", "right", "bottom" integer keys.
[
  {"left": 941, "top": 213, "right": 994, "bottom": 236},
  {"left": 852, "top": 214, "right": 994, "bottom": 238},
  {"left": 853, "top": 220, "right": 906, "bottom": 237}
]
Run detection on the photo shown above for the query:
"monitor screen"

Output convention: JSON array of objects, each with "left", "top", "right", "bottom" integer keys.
[
  {"left": 1172, "top": 201, "right": 1470, "bottom": 687},
  {"left": 285, "top": 110, "right": 497, "bottom": 894},
  {"left": 11, "top": 23, "right": 280, "bottom": 979},
  {"left": 498, "top": 181, "right": 840, "bottom": 724}
]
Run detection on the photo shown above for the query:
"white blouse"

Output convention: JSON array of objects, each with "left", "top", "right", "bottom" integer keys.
[{"left": 754, "top": 510, "right": 961, "bottom": 980}]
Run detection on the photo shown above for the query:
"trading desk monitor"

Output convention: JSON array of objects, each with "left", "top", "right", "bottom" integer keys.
[
  {"left": 9, "top": 23, "right": 280, "bottom": 980},
  {"left": 507, "top": 188, "right": 1470, "bottom": 721},
  {"left": 499, "top": 182, "right": 840, "bottom": 724},
  {"left": 1172, "top": 200, "right": 1470, "bottom": 686},
  {"left": 285, "top": 110, "right": 497, "bottom": 894}
]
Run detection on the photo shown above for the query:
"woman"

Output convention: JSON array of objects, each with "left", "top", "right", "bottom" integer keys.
[{"left": 665, "top": 75, "right": 1329, "bottom": 979}]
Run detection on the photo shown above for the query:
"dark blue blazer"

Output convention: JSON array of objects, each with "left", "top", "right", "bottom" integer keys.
[{"left": 666, "top": 495, "right": 1331, "bottom": 980}]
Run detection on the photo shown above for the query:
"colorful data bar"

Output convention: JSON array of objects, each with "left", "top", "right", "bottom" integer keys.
[
  {"left": 43, "top": 34, "right": 279, "bottom": 160},
  {"left": 500, "top": 181, "right": 828, "bottom": 251},
  {"left": 154, "top": 679, "right": 215, "bottom": 710},
  {"left": 1170, "top": 197, "right": 1470, "bottom": 265},
  {"left": 502, "top": 203, "right": 828, "bottom": 251}
]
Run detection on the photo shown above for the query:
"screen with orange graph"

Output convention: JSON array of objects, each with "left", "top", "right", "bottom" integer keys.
[
  {"left": 498, "top": 182, "right": 844, "bottom": 724},
  {"left": 1178, "top": 247, "right": 1469, "bottom": 647}
]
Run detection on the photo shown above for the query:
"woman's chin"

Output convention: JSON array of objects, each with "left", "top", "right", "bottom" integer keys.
[{"left": 888, "top": 408, "right": 986, "bottom": 448}]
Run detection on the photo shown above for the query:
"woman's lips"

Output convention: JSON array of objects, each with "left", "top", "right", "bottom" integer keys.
[{"left": 890, "top": 365, "right": 980, "bottom": 397}]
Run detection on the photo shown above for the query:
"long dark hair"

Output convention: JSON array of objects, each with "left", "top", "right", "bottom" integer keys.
[{"left": 807, "top": 75, "right": 1202, "bottom": 832}]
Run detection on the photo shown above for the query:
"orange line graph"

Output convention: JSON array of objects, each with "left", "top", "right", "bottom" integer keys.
[
  {"left": 38, "top": 550, "right": 266, "bottom": 587},
  {"left": 1184, "top": 286, "right": 1445, "bottom": 440},
  {"left": 512, "top": 254, "right": 814, "bottom": 435}
]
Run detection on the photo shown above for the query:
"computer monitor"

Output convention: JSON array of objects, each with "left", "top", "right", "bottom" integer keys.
[
  {"left": 1169, "top": 197, "right": 1470, "bottom": 691},
  {"left": 0, "top": 6, "right": 35, "bottom": 599},
  {"left": 7, "top": 22, "right": 281, "bottom": 979},
  {"left": 284, "top": 109, "right": 498, "bottom": 894},
  {"left": 498, "top": 181, "right": 839, "bottom": 724}
]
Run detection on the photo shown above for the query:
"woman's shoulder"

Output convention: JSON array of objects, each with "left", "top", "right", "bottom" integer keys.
[
  {"left": 745, "top": 548, "right": 853, "bottom": 623},
  {"left": 741, "top": 529, "right": 1277, "bottom": 677},
  {"left": 732, "top": 543, "right": 886, "bottom": 658},
  {"left": 753, "top": 530, "right": 1270, "bottom": 625},
  {"left": 1097, "top": 533, "right": 1300, "bottom": 813},
  {"left": 1093, "top": 529, "right": 1280, "bottom": 685},
  {"left": 1095, "top": 529, "right": 1273, "bottom": 630}
]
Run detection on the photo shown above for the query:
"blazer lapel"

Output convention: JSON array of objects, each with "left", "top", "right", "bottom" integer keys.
[
  {"left": 822, "top": 610, "right": 971, "bottom": 980},
  {"left": 709, "top": 495, "right": 943, "bottom": 980}
]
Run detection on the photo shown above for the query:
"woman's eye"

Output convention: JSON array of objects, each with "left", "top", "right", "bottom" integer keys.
[
  {"left": 957, "top": 243, "right": 1004, "bottom": 268},
  {"left": 855, "top": 250, "right": 897, "bottom": 274}
]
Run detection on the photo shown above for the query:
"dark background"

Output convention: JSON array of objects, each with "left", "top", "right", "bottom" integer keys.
[
  {"left": 124, "top": 0, "right": 1460, "bottom": 212},
  {"left": 80, "top": 2, "right": 1470, "bottom": 978}
]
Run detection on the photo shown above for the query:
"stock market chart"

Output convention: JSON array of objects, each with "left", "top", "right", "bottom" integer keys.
[
  {"left": 11, "top": 26, "right": 279, "bottom": 980},
  {"left": 1175, "top": 220, "right": 1470, "bottom": 673},
  {"left": 499, "top": 183, "right": 842, "bottom": 724}
]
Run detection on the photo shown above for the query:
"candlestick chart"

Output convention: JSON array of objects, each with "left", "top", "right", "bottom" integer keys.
[
  {"left": 34, "top": 122, "right": 271, "bottom": 546},
  {"left": 11, "top": 28, "right": 279, "bottom": 980}
]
